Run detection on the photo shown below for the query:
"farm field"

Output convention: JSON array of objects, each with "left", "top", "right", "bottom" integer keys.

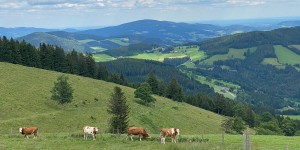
[
  {"left": 93, "top": 53, "right": 115, "bottom": 62},
  {"left": 274, "top": 45, "right": 300, "bottom": 65},
  {"left": 261, "top": 58, "right": 285, "bottom": 69},
  {"left": 200, "top": 47, "right": 256, "bottom": 65},
  {"left": 0, "top": 133, "right": 299, "bottom": 150},
  {"left": 128, "top": 46, "right": 205, "bottom": 63}
]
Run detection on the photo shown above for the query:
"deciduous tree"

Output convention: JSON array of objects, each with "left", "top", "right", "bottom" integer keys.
[{"left": 51, "top": 75, "right": 74, "bottom": 107}]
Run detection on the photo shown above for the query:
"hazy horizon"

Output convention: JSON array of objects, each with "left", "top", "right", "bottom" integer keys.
[{"left": 1, "top": 0, "right": 300, "bottom": 28}]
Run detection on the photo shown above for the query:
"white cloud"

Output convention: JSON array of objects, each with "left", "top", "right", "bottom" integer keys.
[{"left": 226, "top": 0, "right": 266, "bottom": 6}]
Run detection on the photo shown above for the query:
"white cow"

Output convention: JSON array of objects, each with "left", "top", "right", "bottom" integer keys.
[
  {"left": 160, "top": 128, "right": 180, "bottom": 144},
  {"left": 83, "top": 126, "right": 99, "bottom": 140}
]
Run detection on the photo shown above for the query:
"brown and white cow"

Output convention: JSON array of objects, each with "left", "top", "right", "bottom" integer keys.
[
  {"left": 19, "top": 127, "right": 38, "bottom": 139},
  {"left": 127, "top": 127, "right": 149, "bottom": 141},
  {"left": 160, "top": 128, "right": 180, "bottom": 144},
  {"left": 83, "top": 126, "right": 99, "bottom": 140}
]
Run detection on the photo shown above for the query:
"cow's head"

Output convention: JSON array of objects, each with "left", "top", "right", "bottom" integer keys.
[
  {"left": 93, "top": 127, "right": 99, "bottom": 134},
  {"left": 19, "top": 128, "right": 23, "bottom": 133},
  {"left": 142, "top": 132, "right": 149, "bottom": 138},
  {"left": 176, "top": 128, "right": 180, "bottom": 135}
]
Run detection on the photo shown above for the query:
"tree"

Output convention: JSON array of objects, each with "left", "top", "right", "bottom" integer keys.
[
  {"left": 51, "top": 75, "right": 74, "bottom": 107},
  {"left": 107, "top": 86, "right": 130, "bottom": 134},
  {"left": 97, "top": 63, "right": 109, "bottom": 81},
  {"left": 222, "top": 117, "right": 246, "bottom": 134},
  {"left": 134, "top": 82, "right": 156, "bottom": 105},
  {"left": 146, "top": 72, "right": 160, "bottom": 95},
  {"left": 281, "top": 117, "right": 296, "bottom": 136},
  {"left": 165, "top": 78, "right": 184, "bottom": 102}
]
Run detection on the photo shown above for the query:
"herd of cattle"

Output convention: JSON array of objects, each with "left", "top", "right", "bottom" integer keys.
[{"left": 19, "top": 126, "right": 180, "bottom": 144}]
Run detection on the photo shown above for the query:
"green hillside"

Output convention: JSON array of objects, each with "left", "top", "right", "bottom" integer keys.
[
  {"left": 17, "top": 32, "right": 89, "bottom": 52},
  {"left": 0, "top": 62, "right": 225, "bottom": 134}
]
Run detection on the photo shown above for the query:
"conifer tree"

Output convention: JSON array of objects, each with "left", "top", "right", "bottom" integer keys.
[
  {"left": 107, "top": 86, "right": 129, "bottom": 134},
  {"left": 97, "top": 63, "right": 109, "bottom": 81},
  {"left": 165, "top": 78, "right": 184, "bottom": 101},
  {"left": 146, "top": 72, "right": 160, "bottom": 95}
]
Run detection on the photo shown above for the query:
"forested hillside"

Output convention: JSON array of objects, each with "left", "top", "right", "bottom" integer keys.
[
  {"left": 198, "top": 26, "right": 300, "bottom": 56},
  {"left": 191, "top": 27, "right": 300, "bottom": 114},
  {"left": 101, "top": 58, "right": 214, "bottom": 96}
]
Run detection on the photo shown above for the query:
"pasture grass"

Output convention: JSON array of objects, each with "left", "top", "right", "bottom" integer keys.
[
  {"left": 128, "top": 46, "right": 205, "bottom": 63},
  {"left": 107, "top": 38, "right": 130, "bottom": 46},
  {"left": 274, "top": 45, "right": 300, "bottom": 65},
  {"left": 183, "top": 70, "right": 239, "bottom": 99},
  {"left": 284, "top": 115, "right": 300, "bottom": 120},
  {"left": 0, "top": 62, "right": 225, "bottom": 135},
  {"left": 78, "top": 39, "right": 96, "bottom": 44},
  {"left": 90, "top": 46, "right": 107, "bottom": 52},
  {"left": 261, "top": 58, "right": 285, "bottom": 69},
  {"left": 289, "top": 45, "right": 300, "bottom": 51},
  {"left": 1, "top": 133, "right": 299, "bottom": 150},
  {"left": 93, "top": 53, "right": 115, "bottom": 62},
  {"left": 194, "top": 74, "right": 238, "bottom": 99},
  {"left": 201, "top": 47, "right": 256, "bottom": 65}
]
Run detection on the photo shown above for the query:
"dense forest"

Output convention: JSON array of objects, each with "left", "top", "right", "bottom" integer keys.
[
  {"left": 198, "top": 26, "right": 300, "bottom": 56},
  {"left": 101, "top": 58, "right": 215, "bottom": 96},
  {"left": 191, "top": 27, "right": 300, "bottom": 114}
]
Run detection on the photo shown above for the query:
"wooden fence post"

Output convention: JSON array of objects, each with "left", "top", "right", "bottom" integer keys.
[{"left": 222, "top": 131, "right": 224, "bottom": 144}]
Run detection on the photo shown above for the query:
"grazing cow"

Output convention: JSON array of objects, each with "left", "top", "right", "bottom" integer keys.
[
  {"left": 160, "top": 128, "right": 180, "bottom": 144},
  {"left": 127, "top": 127, "right": 149, "bottom": 141},
  {"left": 83, "top": 126, "right": 99, "bottom": 140},
  {"left": 19, "top": 127, "right": 38, "bottom": 139}
]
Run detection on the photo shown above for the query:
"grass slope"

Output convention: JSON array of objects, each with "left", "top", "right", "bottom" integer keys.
[
  {"left": 274, "top": 45, "right": 300, "bottom": 65},
  {"left": 0, "top": 62, "right": 225, "bottom": 135}
]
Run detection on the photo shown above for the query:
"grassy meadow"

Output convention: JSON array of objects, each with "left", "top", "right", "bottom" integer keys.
[
  {"left": 201, "top": 47, "right": 256, "bottom": 65},
  {"left": 1, "top": 132, "right": 300, "bottom": 150},
  {"left": 128, "top": 46, "right": 205, "bottom": 63},
  {"left": 274, "top": 45, "right": 300, "bottom": 65},
  {"left": 0, "top": 62, "right": 227, "bottom": 148}
]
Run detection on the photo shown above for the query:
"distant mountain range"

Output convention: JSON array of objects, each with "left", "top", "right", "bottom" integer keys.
[
  {"left": 0, "top": 19, "right": 298, "bottom": 54},
  {"left": 0, "top": 27, "right": 79, "bottom": 38},
  {"left": 0, "top": 19, "right": 293, "bottom": 52}
]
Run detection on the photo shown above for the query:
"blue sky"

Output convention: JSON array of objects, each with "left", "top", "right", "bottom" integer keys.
[{"left": 0, "top": 0, "right": 300, "bottom": 28}]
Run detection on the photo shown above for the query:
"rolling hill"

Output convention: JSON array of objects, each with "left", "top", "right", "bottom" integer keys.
[
  {"left": 16, "top": 19, "right": 260, "bottom": 53},
  {"left": 78, "top": 19, "right": 257, "bottom": 44},
  {"left": 0, "top": 62, "right": 225, "bottom": 134},
  {"left": 93, "top": 27, "right": 300, "bottom": 114},
  {"left": 16, "top": 32, "right": 92, "bottom": 53}
]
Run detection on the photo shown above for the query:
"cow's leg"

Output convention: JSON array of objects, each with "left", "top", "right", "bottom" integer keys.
[
  {"left": 26, "top": 135, "right": 29, "bottom": 139},
  {"left": 130, "top": 135, "right": 133, "bottom": 141},
  {"left": 139, "top": 134, "right": 141, "bottom": 141},
  {"left": 160, "top": 137, "right": 163, "bottom": 143},
  {"left": 93, "top": 134, "right": 96, "bottom": 140}
]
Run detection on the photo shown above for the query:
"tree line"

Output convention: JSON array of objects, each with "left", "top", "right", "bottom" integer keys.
[{"left": 0, "top": 36, "right": 126, "bottom": 84}]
